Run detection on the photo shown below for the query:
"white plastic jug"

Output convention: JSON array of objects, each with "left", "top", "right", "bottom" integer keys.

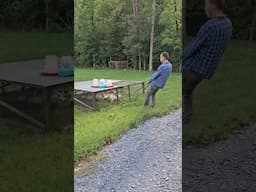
[
  {"left": 60, "top": 56, "right": 74, "bottom": 69},
  {"left": 92, "top": 79, "right": 99, "bottom": 87},
  {"left": 42, "top": 55, "right": 59, "bottom": 75}
]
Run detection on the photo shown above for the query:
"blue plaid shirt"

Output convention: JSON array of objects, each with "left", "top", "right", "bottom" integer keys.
[
  {"left": 182, "top": 16, "right": 232, "bottom": 79},
  {"left": 149, "top": 62, "right": 172, "bottom": 88}
]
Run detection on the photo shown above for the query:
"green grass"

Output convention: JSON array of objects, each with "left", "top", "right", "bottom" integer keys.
[
  {"left": 0, "top": 108, "right": 73, "bottom": 192},
  {"left": 74, "top": 69, "right": 182, "bottom": 162},
  {"left": 0, "top": 31, "right": 73, "bottom": 63},
  {"left": 183, "top": 40, "right": 256, "bottom": 144}
]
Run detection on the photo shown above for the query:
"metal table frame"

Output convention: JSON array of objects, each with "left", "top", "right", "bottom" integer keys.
[
  {"left": 0, "top": 60, "right": 73, "bottom": 129},
  {"left": 74, "top": 80, "right": 145, "bottom": 110},
  {"left": 0, "top": 80, "right": 73, "bottom": 129}
]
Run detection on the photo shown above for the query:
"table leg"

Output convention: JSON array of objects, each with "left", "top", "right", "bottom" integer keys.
[
  {"left": 92, "top": 93, "right": 96, "bottom": 110},
  {"left": 44, "top": 88, "right": 51, "bottom": 130},
  {"left": 116, "top": 88, "right": 119, "bottom": 102},
  {"left": 0, "top": 81, "right": 9, "bottom": 95},
  {"left": 0, "top": 100, "right": 45, "bottom": 128},
  {"left": 128, "top": 85, "right": 131, "bottom": 101},
  {"left": 1, "top": 82, "right": 4, "bottom": 94}
]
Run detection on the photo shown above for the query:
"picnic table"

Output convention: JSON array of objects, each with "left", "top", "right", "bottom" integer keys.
[
  {"left": 74, "top": 80, "right": 145, "bottom": 110},
  {"left": 0, "top": 60, "right": 73, "bottom": 129}
]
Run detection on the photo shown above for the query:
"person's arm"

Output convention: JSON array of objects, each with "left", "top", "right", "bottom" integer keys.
[
  {"left": 182, "top": 23, "right": 209, "bottom": 62},
  {"left": 149, "top": 65, "right": 162, "bottom": 83}
]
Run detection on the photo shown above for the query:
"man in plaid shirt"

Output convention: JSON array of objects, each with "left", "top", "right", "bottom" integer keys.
[{"left": 182, "top": 0, "right": 232, "bottom": 124}]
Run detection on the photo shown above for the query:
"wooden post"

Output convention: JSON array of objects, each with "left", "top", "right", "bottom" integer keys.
[
  {"left": 128, "top": 85, "right": 131, "bottom": 101},
  {"left": 142, "top": 82, "right": 145, "bottom": 94}
]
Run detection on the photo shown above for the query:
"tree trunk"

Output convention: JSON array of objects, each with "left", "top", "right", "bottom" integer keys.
[
  {"left": 179, "top": 63, "right": 182, "bottom": 73},
  {"left": 66, "top": 9, "right": 72, "bottom": 30},
  {"left": 149, "top": 0, "right": 156, "bottom": 71},
  {"left": 93, "top": 55, "right": 96, "bottom": 69},
  {"left": 133, "top": 57, "right": 137, "bottom": 70},
  {"left": 174, "top": 0, "right": 179, "bottom": 33},
  {"left": 22, "top": 0, "right": 26, "bottom": 31},
  {"left": 91, "top": 0, "right": 95, "bottom": 29},
  {"left": 131, "top": 0, "right": 138, "bottom": 17},
  {"left": 143, "top": 58, "right": 146, "bottom": 71},
  {"left": 182, "top": 0, "right": 187, "bottom": 37},
  {"left": 250, "top": 5, "right": 256, "bottom": 41},
  {"left": 131, "top": 0, "right": 136, "bottom": 17},
  {"left": 139, "top": 53, "right": 142, "bottom": 70},
  {"left": 45, "top": 0, "right": 49, "bottom": 32}
]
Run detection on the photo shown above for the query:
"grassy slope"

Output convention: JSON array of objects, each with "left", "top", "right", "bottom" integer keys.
[
  {"left": 74, "top": 69, "right": 182, "bottom": 162},
  {"left": 183, "top": 41, "right": 256, "bottom": 144},
  {"left": 0, "top": 32, "right": 73, "bottom": 63}
]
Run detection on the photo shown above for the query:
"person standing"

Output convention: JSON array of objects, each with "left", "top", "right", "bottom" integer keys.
[
  {"left": 182, "top": 0, "right": 232, "bottom": 124},
  {"left": 144, "top": 52, "right": 172, "bottom": 107}
]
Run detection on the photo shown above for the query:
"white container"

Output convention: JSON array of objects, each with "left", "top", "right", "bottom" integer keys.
[
  {"left": 42, "top": 55, "right": 59, "bottom": 75},
  {"left": 60, "top": 56, "right": 74, "bottom": 69},
  {"left": 92, "top": 79, "right": 99, "bottom": 87},
  {"left": 106, "top": 80, "right": 113, "bottom": 87}
]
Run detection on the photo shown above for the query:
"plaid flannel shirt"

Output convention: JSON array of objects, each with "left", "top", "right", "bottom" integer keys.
[{"left": 182, "top": 16, "right": 232, "bottom": 79}]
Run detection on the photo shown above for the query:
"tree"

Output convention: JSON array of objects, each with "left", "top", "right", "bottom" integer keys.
[
  {"left": 75, "top": 0, "right": 182, "bottom": 70},
  {"left": 249, "top": 0, "right": 256, "bottom": 41},
  {"left": 159, "top": 0, "right": 182, "bottom": 71},
  {"left": 149, "top": 0, "right": 156, "bottom": 71},
  {"left": 0, "top": 0, "right": 74, "bottom": 31},
  {"left": 182, "top": 0, "right": 187, "bottom": 36}
]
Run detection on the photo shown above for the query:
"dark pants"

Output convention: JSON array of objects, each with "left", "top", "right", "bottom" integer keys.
[
  {"left": 182, "top": 69, "right": 203, "bottom": 124},
  {"left": 144, "top": 84, "right": 159, "bottom": 107}
]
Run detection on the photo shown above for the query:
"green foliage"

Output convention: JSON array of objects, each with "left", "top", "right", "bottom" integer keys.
[
  {"left": 159, "top": 0, "right": 182, "bottom": 69},
  {"left": 74, "top": 69, "right": 182, "bottom": 161},
  {"left": 185, "top": 0, "right": 256, "bottom": 40},
  {"left": 0, "top": 32, "right": 73, "bottom": 63},
  {"left": 0, "top": 0, "right": 73, "bottom": 32},
  {"left": 75, "top": 0, "right": 182, "bottom": 70},
  {"left": 0, "top": 0, "right": 74, "bottom": 32}
]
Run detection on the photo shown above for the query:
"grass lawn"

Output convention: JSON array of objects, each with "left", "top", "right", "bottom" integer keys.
[
  {"left": 0, "top": 31, "right": 73, "bottom": 63},
  {"left": 0, "top": 107, "right": 73, "bottom": 192},
  {"left": 74, "top": 69, "right": 182, "bottom": 162},
  {"left": 183, "top": 40, "right": 256, "bottom": 145}
]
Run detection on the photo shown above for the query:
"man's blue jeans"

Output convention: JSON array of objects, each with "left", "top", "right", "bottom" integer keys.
[
  {"left": 144, "top": 84, "right": 159, "bottom": 107},
  {"left": 182, "top": 69, "right": 203, "bottom": 124}
]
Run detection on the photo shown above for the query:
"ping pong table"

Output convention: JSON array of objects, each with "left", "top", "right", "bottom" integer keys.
[
  {"left": 74, "top": 80, "right": 145, "bottom": 110},
  {"left": 0, "top": 60, "right": 73, "bottom": 129}
]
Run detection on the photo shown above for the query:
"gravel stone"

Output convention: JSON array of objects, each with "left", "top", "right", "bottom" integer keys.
[
  {"left": 183, "top": 124, "right": 256, "bottom": 192},
  {"left": 75, "top": 109, "right": 182, "bottom": 192}
]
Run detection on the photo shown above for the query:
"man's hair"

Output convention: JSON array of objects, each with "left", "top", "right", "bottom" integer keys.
[
  {"left": 209, "top": 0, "right": 225, "bottom": 10},
  {"left": 161, "top": 52, "right": 169, "bottom": 60}
]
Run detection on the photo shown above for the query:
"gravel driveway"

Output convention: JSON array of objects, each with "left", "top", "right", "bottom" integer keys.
[
  {"left": 183, "top": 124, "right": 256, "bottom": 192},
  {"left": 75, "top": 109, "right": 182, "bottom": 192}
]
